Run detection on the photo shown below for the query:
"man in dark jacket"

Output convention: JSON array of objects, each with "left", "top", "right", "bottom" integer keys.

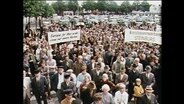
[{"left": 31, "top": 69, "right": 49, "bottom": 104}]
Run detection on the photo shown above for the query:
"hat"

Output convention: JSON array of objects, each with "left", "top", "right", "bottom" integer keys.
[
  {"left": 104, "top": 65, "right": 110, "bottom": 69},
  {"left": 145, "top": 86, "right": 154, "bottom": 92},
  {"left": 66, "top": 69, "right": 73, "bottom": 73},
  {"left": 58, "top": 66, "right": 64, "bottom": 69},
  {"left": 63, "top": 89, "right": 73, "bottom": 95},
  {"left": 34, "top": 69, "right": 40, "bottom": 74},
  {"left": 64, "top": 73, "right": 71, "bottom": 79},
  {"left": 145, "top": 65, "right": 152, "bottom": 70}
]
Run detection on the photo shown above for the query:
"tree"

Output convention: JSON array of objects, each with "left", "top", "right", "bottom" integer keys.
[
  {"left": 42, "top": 4, "right": 55, "bottom": 18},
  {"left": 52, "top": 1, "right": 66, "bottom": 15},
  {"left": 67, "top": 0, "right": 79, "bottom": 15},
  {"left": 96, "top": 0, "right": 108, "bottom": 13},
  {"left": 120, "top": 0, "right": 132, "bottom": 14},
  {"left": 106, "top": 2, "right": 119, "bottom": 14},
  {"left": 132, "top": 0, "right": 141, "bottom": 11},
  {"left": 82, "top": 0, "right": 97, "bottom": 11},
  {"left": 140, "top": 0, "right": 150, "bottom": 12}
]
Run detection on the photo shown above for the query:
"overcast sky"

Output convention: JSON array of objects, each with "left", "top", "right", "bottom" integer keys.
[{"left": 46, "top": 0, "right": 161, "bottom": 6}]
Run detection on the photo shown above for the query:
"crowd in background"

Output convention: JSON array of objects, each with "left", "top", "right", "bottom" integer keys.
[{"left": 23, "top": 17, "right": 161, "bottom": 104}]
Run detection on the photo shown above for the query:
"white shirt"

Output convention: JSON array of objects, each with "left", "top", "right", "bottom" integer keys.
[
  {"left": 23, "top": 77, "right": 31, "bottom": 89},
  {"left": 46, "top": 59, "right": 57, "bottom": 69},
  {"left": 57, "top": 73, "right": 64, "bottom": 89},
  {"left": 114, "top": 91, "right": 129, "bottom": 104},
  {"left": 70, "top": 73, "right": 77, "bottom": 85}
]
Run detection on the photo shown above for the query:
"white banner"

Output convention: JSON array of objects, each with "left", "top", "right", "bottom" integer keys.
[
  {"left": 48, "top": 30, "right": 80, "bottom": 45},
  {"left": 125, "top": 29, "right": 161, "bottom": 44}
]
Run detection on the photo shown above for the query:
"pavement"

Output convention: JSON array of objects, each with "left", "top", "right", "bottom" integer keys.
[{"left": 30, "top": 91, "right": 59, "bottom": 104}]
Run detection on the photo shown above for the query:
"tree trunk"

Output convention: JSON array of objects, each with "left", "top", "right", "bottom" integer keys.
[
  {"left": 28, "top": 17, "right": 31, "bottom": 28},
  {"left": 35, "top": 17, "right": 37, "bottom": 30},
  {"left": 25, "top": 16, "right": 27, "bottom": 24}
]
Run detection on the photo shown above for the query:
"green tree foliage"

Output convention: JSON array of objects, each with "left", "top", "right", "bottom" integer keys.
[
  {"left": 67, "top": 0, "right": 79, "bottom": 14},
  {"left": 96, "top": 0, "right": 108, "bottom": 12},
  {"left": 42, "top": 3, "right": 55, "bottom": 18},
  {"left": 120, "top": 0, "right": 132, "bottom": 14},
  {"left": 52, "top": 1, "right": 66, "bottom": 15},
  {"left": 107, "top": 1, "right": 119, "bottom": 13},
  {"left": 140, "top": 0, "right": 150, "bottom": 12},
  {"left": 82, "top": 0, "right": 97, "bottom": 11},
  {"left": 132, "top": 0, "right": 141, "bottom": 11}
]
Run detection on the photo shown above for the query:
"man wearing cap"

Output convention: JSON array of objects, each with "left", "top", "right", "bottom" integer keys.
[
  {"left": 31, "top": 69, "right": 49, "bottom": 104},
  {"left": 140, "top": 65, "right": 156, "bottom": 89},
  {"left": 58, "top": 73, "right": 76, "bottom": 102},
  {"left": 137, "top": 86, "right": 158, "bottom": 104},
  {"left": 60, "top": 89, "right": 75, "bottom": 104},
  {"left": 66, "top": 69, "right": 77, "bottom": 85}
]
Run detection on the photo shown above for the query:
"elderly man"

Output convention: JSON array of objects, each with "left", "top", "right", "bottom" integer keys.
[
  {"left": 140, "top": 65, "right": 156, "bottom": 89},
  {"left": 137, "top": 86, "right": 158, "bottom": 104}
]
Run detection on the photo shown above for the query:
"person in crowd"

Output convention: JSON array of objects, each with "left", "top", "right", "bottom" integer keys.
[
  {"left": 79, "top": 75, "right": 91, "bottom": 93},
  {"left": 67, "top": 69, "right": 77, "bottom": 85},
  {"left": 58, "top": 73, "right": 76, "bottom": 102},
  {"left": 80, "top": 81, "right": 96, "bottom": 104},
  {"left": 137, "top": 86, "right": 158, "bottom": 104},
  {"left": 102, "top": 65, "right": 114, "bottom": 82},
  {"left": 62, "top": 55, "right": 74, "bottom": 72},
  {"left": 73, "top": 55, "right": 84, "bottom": 76},
  {"left": 31, "top": 69, "right": 49, "bottom": 104},
  {"left": 38, "top": 59, "right": 51, "bottom": 99},
  {"left": 125, "top": 52, "right": 134, "bottom": 72},
  {"left": 115, "top": 67, "right": 129, "bottom": 85},
  {"left": 99, "top": 73, "right": 116, "bottom": 93},
  {"left": 114, "top": 83, "right": 129, "bottom": 104},
  {"left": 60, "top": 89, "right": 79, "bottom": 104},
  {"left": 133, "top": 78, "right": 144, "bottom": 104},
  {"left": 76, "top": 64, "right": 91, "bottom": 85},
  {"left": 140, "top": 65, "right": 156, "bottom": 89},
  {"left": 97, "top": 57, "right": 105, "bottom": 72},
  {"left": 128, "top": 64, "right": 141, "bottom": 102},
  {"left": 87, "top": 56, "right": 96, "bottom": 73},
  {"left": 50, "top": 66, "right": 65, "bottom": 102},
  {"left": 112, "top": 56, "right": 125, "bottom": 74},
  {"left": 101, "top": 84, "right": 115, "bottom": 104},
  {"left": 23, "top": 70, "right": 31, "bottom": 104},
  {"left": 90, "top": 62, "right": 104, "bottom": 92},
  {"left": 133, "top": 58, "right": 143, "bottom": 74},
  {"left": 46, "top": 55, "right": 57, "bottom": 78},
  {"left": 91, "top": 93, "right": 103, "bottom": 104}
]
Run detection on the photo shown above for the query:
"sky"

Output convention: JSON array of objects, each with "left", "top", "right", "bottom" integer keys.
[{"left": 46, "top": 0, "right": 161, "bottom": 6}]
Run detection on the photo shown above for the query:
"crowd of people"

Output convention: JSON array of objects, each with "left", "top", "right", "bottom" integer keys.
[{"left": 23, "top": 16, "right": 161, "bottom": 104}]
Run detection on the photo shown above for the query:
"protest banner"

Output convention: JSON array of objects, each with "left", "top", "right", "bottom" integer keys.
[
  {"left": 125, "top": 29, "right": 161, "bottom": 44},
  {"left": 48, "top": 30, "right": 80, "bottom": 45}
]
